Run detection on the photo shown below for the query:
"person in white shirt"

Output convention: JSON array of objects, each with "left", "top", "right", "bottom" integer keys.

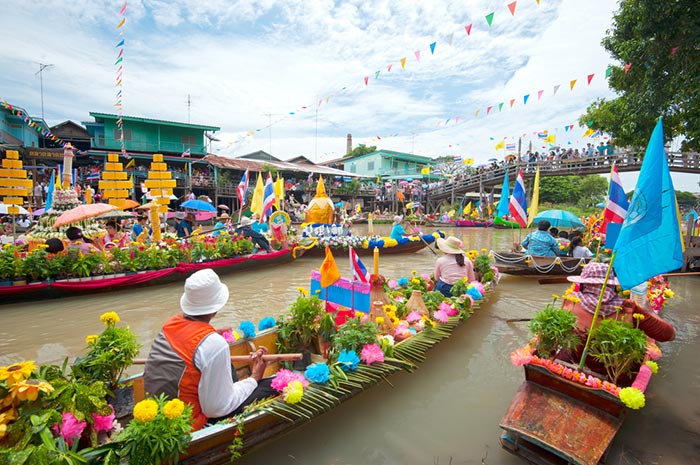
[
  {"left": 568, "top": 236, "right": 593, "bottom": 259},
  {"left": 144, "top": 269, "right": 275, "bottom": 430}
]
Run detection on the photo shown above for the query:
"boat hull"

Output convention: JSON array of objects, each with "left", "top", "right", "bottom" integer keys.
[
  {"left": 0, "top": 249, "right": 296, "bottom": 304},
  {"left": 455, "top": 219, "right": 494, "bottom": 227},
  {"left": 492, "top": 251, "right": 589, "bottom": 277},
  {"left": 299, "top": 240, "right": 431, "bottom": 258}
]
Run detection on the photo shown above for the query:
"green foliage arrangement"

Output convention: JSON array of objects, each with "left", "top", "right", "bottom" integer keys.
[
  {"left": 72, "top": 312, "right": 141, "bottom": 390},
  {"left": 528, "top": 301, "right": 581, "bottom": 359},
  {"left": 588, "top": 318, "right": 647, "bottom": 384},
  {"left": 330, "top": 317, "right": 379, "bottom": 357},
  {"left": 0, "top": 245, "right": 22, "bottom": 280},
  {"left": 276, "top": 291, "right": 326, "bottom": 353}
]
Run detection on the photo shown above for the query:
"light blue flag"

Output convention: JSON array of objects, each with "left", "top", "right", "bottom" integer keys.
[
  {"left": 45, "top": 170, "right": 55, "bottom": 211},
  {"left": 612, "top": 118, "right": 683, "bottom": 289},
  {"left": 497, "top": 170, "right": 510, "bottom": 218}
]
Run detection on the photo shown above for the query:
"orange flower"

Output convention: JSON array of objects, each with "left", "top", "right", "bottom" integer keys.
[
  {"left": 0, "top": 361, "right": 36, "bottom": 386},
  {"left": 10, "top": 379, "right": 54, "bottom": 402}
]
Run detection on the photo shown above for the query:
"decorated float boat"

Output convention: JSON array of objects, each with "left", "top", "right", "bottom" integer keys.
[
  {"left": 490, "top": 251, "right": 590, "bottom": 277},
  {"left": 0, "top": 252, "right": 500, "bottom": 464},
  {"left": 493, "top": 217, "right": 521, "bottom": 229},
  {"left": 454, "top": 219, "right": 494, "bottom": 227}
]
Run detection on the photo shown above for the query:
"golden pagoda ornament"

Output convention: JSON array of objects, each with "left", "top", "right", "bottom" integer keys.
[{"left": 144, "top": 154, "right": 175, "bottom": 241}]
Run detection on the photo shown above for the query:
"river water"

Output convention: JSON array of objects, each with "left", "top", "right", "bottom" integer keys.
[{"left": 1, "top": 226, "right": 698, "bottom": 465}]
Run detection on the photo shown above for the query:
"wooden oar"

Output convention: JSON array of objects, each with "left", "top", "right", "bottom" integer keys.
[{"left": 131, "top": 353, "right": 303, "bottom": 365}]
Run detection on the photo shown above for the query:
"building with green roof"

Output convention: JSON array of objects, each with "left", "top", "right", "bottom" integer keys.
[{"left": 340, "top": 149, "right": 435, "bottom": 179}]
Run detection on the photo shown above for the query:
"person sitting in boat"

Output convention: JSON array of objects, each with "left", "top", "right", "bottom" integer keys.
[
  {"left": 104, "top": 221, "right": 127, "bottom": 248},
  {"left": 559, "top": 262, "right": 675, "bottom": 375},
  {"left": 568, "top": 236, "right": 593, "bottom": 259},
  {"left": 212, "top": 213, "right": 230, "bottom": 237},
  {"left": 433, "top": 236, "right": 475, "bottom": 297},
  {"left": 172, "top": 212, "right": 192, "bottom": 239},
  {"left": 250, "top": 213, "right": 268, "bottom": 234},
  {"left": 144, "top": 269, "right": 276, "bottom": 431},
  {"left": 390, "top": 215, "right": 407, "bottom": 241},
  {"left": 236, "top": 217, "right": 271, "bottom": 253},
  {"left": 131, "top": 215, "right": 152, "bottom": 241},
  {"left": 65, "top": 226, "right": 98, "bottom": 254},
  {"left": 521, "top": 220, "right": 560, "bottom": 257}
]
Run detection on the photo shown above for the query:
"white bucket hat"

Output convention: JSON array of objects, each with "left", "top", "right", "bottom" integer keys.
[
  {"left": 180, "top": 269, "right": 230, "bottom": 316},
  {"left": 436, "top": 236, "right": 465, "bottom": 255},
  {"left": 239, "top": 216, "right": 253, "bottom": 227}
]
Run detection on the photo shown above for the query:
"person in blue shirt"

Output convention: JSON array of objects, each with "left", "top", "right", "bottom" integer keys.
[
  {"left": 173, "top": 212, "right": 192, "bottom": 239},
  {"left": 521, "top": 220, "right": 560, "bottom": 257},
  {"left": 250, "top": 213, "right": 268, "bottom": 234},
  {"left": 212, "top": 213, "right": 230, "bottom": 237},
  {"left": 131, "top": 216, "right": 150, "bottom": 241},
  {"left": 390, "top": 215, "right": 407, "bottom": 241}
]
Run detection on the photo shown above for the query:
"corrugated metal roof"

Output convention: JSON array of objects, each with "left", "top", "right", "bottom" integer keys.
[
  {"left": 201, "top": 154, "right": 363, "bottom": 177},
  {"left": 88, "top": 113, "right": 220, "bottom": 131}
]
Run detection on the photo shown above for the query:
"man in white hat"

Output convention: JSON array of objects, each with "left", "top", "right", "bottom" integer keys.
[
  {"left": 144, "top": 269, "right": 274, "bottom": 431},
  {"left": 236, "top": 216, "right": 272, "bottom": 253}
]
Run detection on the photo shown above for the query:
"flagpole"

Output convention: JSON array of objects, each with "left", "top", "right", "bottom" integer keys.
[
  {"left": 349, "top": 248, "right": 355, "bottom": 312},
  {"left": 579, "top": 253, "right": 617, "bottom": 369}
]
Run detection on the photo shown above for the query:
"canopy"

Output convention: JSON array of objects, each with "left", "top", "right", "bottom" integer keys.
[
  {"left": 0, "top": 204, "right": 29, "bottom": 215},
  {"left": 180, "top": 199, "right": 217, "bottom": 212}
]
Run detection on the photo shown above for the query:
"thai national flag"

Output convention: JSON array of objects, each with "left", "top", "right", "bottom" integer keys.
[
  {"left": 261, "top": 173, "right": 276, "bottom": 221},
  {"left": 601, "top": 164, "right": 629, "bottom": 233},
  {"left": 349, "top": 247, "right": 369, "bottom": 283},
  {"left": 453, "top": 155, "right": 463, "bottom": 162},
  {"left": 237, "top": 169, "right": 249, "bottom": 206},
  {"left": 506, "top": 143, "right": 517, "bottom": 151},
  {"left": 181, "top": 148, "right": 191, "bottom": 157},
  {"left": 508, "top": 169, "right": 528, "bottom": 227},
  {"left": 86, "top": 168, "right": 100, "bottom": 181}
]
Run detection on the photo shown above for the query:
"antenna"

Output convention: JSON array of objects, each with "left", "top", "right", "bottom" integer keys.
[{"left": 35, "top": 63, "right": 53, "bottom": 120}]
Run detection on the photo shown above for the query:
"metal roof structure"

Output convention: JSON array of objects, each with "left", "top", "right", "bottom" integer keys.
[{"left": 201, "top": 154, "right": 362, "bottom": 177}]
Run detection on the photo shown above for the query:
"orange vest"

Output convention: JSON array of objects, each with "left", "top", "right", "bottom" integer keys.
[{"left": 162, "top": 315, "right": 216, "bottom": 431}]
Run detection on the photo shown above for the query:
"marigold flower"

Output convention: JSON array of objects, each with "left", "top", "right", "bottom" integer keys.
[
  {"left": 163, "top": 398, "right": 185, "bottom": 419},
  {"left": 283, "top": 380, "right": 304, "bottom": 404},
  {"left": 619, "top": 387, "right": 645, "bottom": 409},
  {"left": 0, "top": 361, "right": 36, "bottom": 385},
  {"left": 10, "top": 379, "right": 54, "bottom": 402},
  {"left": 375, "top": 316, "right": 385, "bottom": 324},
  {"left": 100, "top": 311, "right": 120, "bottom": 326},
  {"left": 632, "top": 313, "right": 645, "bottom": 321},
  {"left": 85, "top": 334, "right": 98, "bottom": 345},
  {"left": 133, "top": 399, "right": 159, "bottom": 422}
]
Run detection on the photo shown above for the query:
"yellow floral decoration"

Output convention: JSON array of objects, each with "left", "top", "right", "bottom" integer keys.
[
  {"left": 100, "top": 311, "right": 121, "bottom": 326},
  {"left": 133, "top": 399, "right": 159, "bottom": 422},
  {"left": 162, "top": 398, "right": 185, "bottom": 419},
  {"left": 0, "top": 361, "right": 37, "bottom": 386},
  {"left": 618, "top": 387, "right": 645, "bottom": 409}
]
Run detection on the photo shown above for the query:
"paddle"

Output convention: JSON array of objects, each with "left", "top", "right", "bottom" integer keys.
[{"left": 132, "top": 353, "right": 303, "bottom": 365}]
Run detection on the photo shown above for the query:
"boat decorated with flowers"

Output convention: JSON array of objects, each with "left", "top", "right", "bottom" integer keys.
[
  {"left": 0, "top": 252, "right": 500, "bottom": 464},
  {"left": 490, "top": 251, "right": 591, "bottom": 277},
  {"left": 499, "top": 275, "right": 675, "bottom": 465}
]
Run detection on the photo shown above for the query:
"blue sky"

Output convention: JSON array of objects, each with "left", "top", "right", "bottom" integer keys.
[{"left": 1, "top": 0, "right": 697, "bottom": 192}]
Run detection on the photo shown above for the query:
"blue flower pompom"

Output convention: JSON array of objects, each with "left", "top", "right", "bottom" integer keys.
[
  {"left": 337, "top": 349, "right": 360, "bottom": 372},
  {"left": 397, "top": 277, "right": 409, "bottom": 287},
  {"left": 238, "top": 321, "right": 256, "bottom": 338},
  {"left": 258, "top": 317, "right": 276, "bottom": 331},
  {"left": 305, "top": 363, "right": 330, "bottom": 383},
  {"left": 466, "top": 286, "right": 483, "bottom": 301}
]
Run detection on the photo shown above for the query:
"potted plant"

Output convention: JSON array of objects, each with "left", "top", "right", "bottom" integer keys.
[
  {"left": 587, "top": 318, "right": 647, "bottom": 385},
  {"left": 71, "top": 311, "right": 141, "bottom": 418},
  {"left": 0, "top": 245, "right": 21, "bottom": 285},
  {"left": 22, "top": 247, "right": 51, "bottom": 282},
  {"left": 527, "top": 297, "right": 581, "bottom": 360},
  {"left": 329, "top": 316, "right": 379, "bottom": 360},
  {"left": 276, "top": 290, "right": 329, "bottom": 358}
]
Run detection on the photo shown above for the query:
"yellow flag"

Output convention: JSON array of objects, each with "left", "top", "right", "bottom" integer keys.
[
  {"left": 125, "top": 158, "right": 135, "bottom": 169},
  {"left": 494, "top": 140, "right": 505, "bottom": 150},
  {"left": 545, "top": 134, "right": 556, "bottom": 143},
  {"left": 527, "top": 167, "right": 541, "bottom": 227},
  {"left": 463, "top": 202, "right": 472, "bottom": 215},
  {"left": 274, "top": 175, "right": 284, "bottom": 209},
  {"left": 250, "top": 172, "right": 265, "bottom": 218},
  {"left": 420, "top": 167, "right": 431, "bottom": 175},
  {"left": 319, "top": 245, "right": 340, "bottom": 288},
  {"left": 582, "top": 128, "right": 594, "bottom": 138},
  {"left": 447, "top": 209, "right": 455, "bottom": 218}
]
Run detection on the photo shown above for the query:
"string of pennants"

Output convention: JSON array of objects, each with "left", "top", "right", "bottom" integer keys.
[
  {"left": 114, "top": 1, "right": 127, "bottom": 157},
  {"left": 241, "top": 0, "right": 543, "bottom": 143}
]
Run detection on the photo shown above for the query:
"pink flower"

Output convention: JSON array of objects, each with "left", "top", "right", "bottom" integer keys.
[
  {"left": 360, "top": 343, "right": 385, "bottom": 365},
  {"left": 510, "top": 346, "right": 533, "bottom": 366},
  {"left": 433, "top": 309, "right": 449, "bottom": 323},
  {"left": 421, "top": 273, "right": 432, "bottom": 282},
  {"left": 52, "top": 412, "right": 86, "bottom": 446},
  {"left": 412, "top": 319, "right": 425, "bottom": 331},
  {"left": 438, "top": 301, "right": 458, "bottom": 317},
  {"left": 393, "top": 295, "right": 405, "bottom": 303},
  {"left": 394, "top": 324, "right": 409, "bottom": 337},
  {"left": 93, "top": 406, "right": 115, "bottom": 433},
  {"left": 387, "top": 279, "right": 398, "bottom": 289},
  {"left": 406, "top": 311, "right": 423, "bottom": 323},
  {"left": 469, "top": 281, "right": 485, "bottom": 295},
  {"left": 271, "top": 369, "right": 309, "bottom": 392}
]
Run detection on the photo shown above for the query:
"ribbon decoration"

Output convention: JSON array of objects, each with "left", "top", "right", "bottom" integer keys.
[{"left": 115, "top": 1, "right": 127, "bottom": 157}]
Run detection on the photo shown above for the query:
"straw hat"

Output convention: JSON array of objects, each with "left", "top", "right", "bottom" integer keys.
[
  {"left": 180, "top": 269, "right": 229, "bottom": 316},
  {"left": 219, "top": 213, "right": 230, "bottom": 220},
  {"left": 436, "top": 236, "right": 465, "bottom": 255},
  {"left": 239, "top": 216, "right": 253, "bottom": 227},
  {"left": 567, "top": 262, "right": 619, "bottom": 285}
]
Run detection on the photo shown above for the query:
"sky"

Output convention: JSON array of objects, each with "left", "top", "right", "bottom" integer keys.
[{"left": 1, "top": 0, "right": 697, "bottom": 192}]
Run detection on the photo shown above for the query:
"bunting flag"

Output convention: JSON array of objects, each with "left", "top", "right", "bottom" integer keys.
[
  {"left": 497, "top": 170, "right": 510, "bottom": 218},
  {"left": 494, "top": 140, "right": 505, "bottom": 150},
  {"left": 527, "top": 167, "right": 540, "bottom": 227},
  {"left": 465, "top": 24, "right": 472, "bottom": 35},
  {"left": 570, "top": 79, "right": 577, "bottom": 90},
  {"left": 508, "top": 169, "right": 528, "bottom": 228},
  {"left": 613, "top": 118, "right": 683, "bottom": 289},
  {"left": 115, "top": 1, "right": 127, "bottom": 156},
  {"left": 485, "top": 12, "right": 495, "bottom": 27}
]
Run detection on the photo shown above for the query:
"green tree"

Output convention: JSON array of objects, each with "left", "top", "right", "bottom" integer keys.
[
  {"left": 579, "top": 0, "right": 700, "bottom": 149},
  {"left": 344, "top": 145, "right": 376, "bottom": 158},
  {"left": 676, "top": 191, "right": 698, "bottom": 208},
  {"left": 538, "top": 177, "right": 579, "bottom": 204},
  {"left": 577, "top": 175, "right": 609, "bottom": 208}
]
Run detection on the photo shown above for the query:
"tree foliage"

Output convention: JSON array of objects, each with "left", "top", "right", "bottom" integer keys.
[
  {"left": 579, "top": 0, "right": 700, "bottom": 149},
  {"left": 538, "top": 175, "right": 608, "bottom": 207},
  {"left": 344, "top": 145, "right": 376, "bottom": 158}
]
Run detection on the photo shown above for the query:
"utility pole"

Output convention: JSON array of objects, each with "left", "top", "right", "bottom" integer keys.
[
  {"left": 262, "top": 112, "right": 284, "bottom": 160},
  {"left": 35, "top": 63, "right": 53, "bottom": 120},
  {"left": 186, "top": 94, "right": 191, "bottom": 123}
]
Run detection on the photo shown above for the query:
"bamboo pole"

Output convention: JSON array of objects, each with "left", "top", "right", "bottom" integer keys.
[{"left": 132, "top": 353, "right": 303, "bottom": 365}]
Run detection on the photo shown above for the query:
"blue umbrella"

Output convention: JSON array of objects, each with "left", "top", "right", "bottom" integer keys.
[
  {"left": 180, "top": 199, "right": 217, "bottom": 212},
  {"left": 533, "top": 209, "right": 584, "bottom": 229}
]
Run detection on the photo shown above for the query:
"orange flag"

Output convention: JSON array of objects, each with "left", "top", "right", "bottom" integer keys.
[{"left": 319, "top": 245, "right": 340, "bottom": 288}]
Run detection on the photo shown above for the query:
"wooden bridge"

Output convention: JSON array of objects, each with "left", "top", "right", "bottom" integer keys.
[{"left": 425, "top": 151, "right": 700, "bottom": 211}]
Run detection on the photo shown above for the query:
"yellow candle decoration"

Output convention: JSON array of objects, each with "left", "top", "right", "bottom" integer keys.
[{"left": 373, "top": 246, "right": 379, "bottom": 276}]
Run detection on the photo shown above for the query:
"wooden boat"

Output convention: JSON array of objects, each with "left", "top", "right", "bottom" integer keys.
[
  {"left": 491, "top": 251, "right": 589, "bottom": 277},
  {"left": 455, "top": 219, "right": 494, "bottom": 227},
  {"left": 0, "top": 249, "right": 297, "bottom": 305},
  {"left": 295, "top": 235, "right": 438, "bottom": 258},
  {"left": 500, "top": 363, "right": 627, "bottom": 465},
  {"left": 493, "top": 217, "right": 521, "bottom": 229},
  {"left": 125, "top": 281, "right": 498, "bottom": 464}
]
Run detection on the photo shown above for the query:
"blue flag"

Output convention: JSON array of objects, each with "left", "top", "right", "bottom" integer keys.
[
  {"left": 612, "top": 118, "right": 683, "bottom": 289},
  {"left": 45, "top": 170, "right": 55, "bottom": 211},
  {"left": 497, "top": 170, "right": 510, "bottom": 218}
]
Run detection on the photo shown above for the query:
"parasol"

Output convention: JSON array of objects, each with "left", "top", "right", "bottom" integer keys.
[
  {"left": 137, "top": 201, "right": 170, "bottom": 210},
  {"left": 53, "top": 203, "right": 117, "bottom": 228},
  {"left": 181, "top": 199, "right": 217, "bottom": 212},
  {"left": 218, "top": 204, "right": 229, "bottom": 211},
  {"left": 119, "top": 199, "right": 140, "bottom": 210},
  {"left": 0, "top": 204, "right": 29, "bottom": 215},
  {"left": 532, "top": 209, "right": 585, "bottom": 229},
  {"left": 96, "top": 210, "right": 137, "bottom": 220}
]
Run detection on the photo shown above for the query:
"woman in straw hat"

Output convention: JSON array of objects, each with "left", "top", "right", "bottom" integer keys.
[
  {"left": 433, "top": 235, "right": 475, "bottom": 297},
  {"left": 212, "top": 213, "right": 230, "bottom": 237}
]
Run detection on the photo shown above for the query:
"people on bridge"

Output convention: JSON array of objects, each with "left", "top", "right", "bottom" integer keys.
[
  {"left": 433, "top": 236, "right": 475, "bottom": 297},
  {"left": 521, "top": 220, "right": 560, "bottom": 257},
  {"left": 144, "top": 269, "right": 276, "bottom": 431}
]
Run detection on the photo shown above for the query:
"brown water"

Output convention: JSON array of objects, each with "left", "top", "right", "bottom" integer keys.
[{"left": 1, "top": 226, "right": 698, "bottom": 465}]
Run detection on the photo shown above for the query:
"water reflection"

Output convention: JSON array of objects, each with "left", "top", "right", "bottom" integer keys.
[{"left": 0, "top": 226, "right": 697, "bottom": 464}]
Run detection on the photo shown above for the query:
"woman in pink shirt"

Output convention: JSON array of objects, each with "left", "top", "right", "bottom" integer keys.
[{"left": 433, "top": 236, "right": 475, "bottom": 297}]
